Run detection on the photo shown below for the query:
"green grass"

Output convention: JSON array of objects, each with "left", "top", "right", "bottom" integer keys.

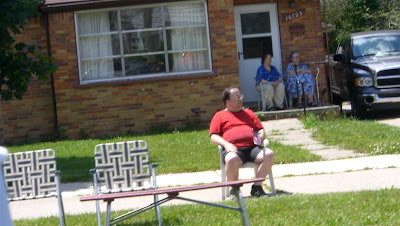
[
  {"left": 303, "top": 114, "right": 400, "bottom": 155},
  {"left": 5, "top": 129, "right": 320, "bottom": 183},
  {"left": 14, "top": 188, "right": 400, "bottom": 225}
]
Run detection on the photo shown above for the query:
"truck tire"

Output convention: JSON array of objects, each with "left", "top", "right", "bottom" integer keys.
[{"left": 351, "top": 94, "right": 367, "bottom": 119}]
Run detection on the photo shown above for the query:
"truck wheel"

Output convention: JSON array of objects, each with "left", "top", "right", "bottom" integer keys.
[{"left": 351, "top": 95, "right": 367, "bottom": 119}]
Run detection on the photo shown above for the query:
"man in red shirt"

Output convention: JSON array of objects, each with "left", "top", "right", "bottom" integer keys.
[{"left": 210, "top": 87, "right": 274, "bottom": 198}]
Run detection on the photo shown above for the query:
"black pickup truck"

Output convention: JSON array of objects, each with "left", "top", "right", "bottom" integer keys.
[{"left": 329, "top": 30, "right": 400, "bottom": 118}]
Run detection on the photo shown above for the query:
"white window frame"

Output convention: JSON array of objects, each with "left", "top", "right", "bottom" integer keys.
[{"left": 74, "top": 0, "right": 212, "bottom": 84}]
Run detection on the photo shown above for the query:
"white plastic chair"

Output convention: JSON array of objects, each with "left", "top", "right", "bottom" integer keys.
[
  {"left": 2, "top": 149, "right": 66, "bottom": 226},
  {"left": 91, "top": 140, "right": 161, "bottom": 226},
  {"left": 218, "top": 139, "right": 276, "bottom": 200}
]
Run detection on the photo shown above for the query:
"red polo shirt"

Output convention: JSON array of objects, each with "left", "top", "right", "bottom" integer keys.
[{"left": 209, "top": 109, "right": 263, "bottom": 147}]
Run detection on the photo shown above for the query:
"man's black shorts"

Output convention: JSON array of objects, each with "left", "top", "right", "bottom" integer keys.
[{"left": 222, "top": 146, "right": 263, "bottom": 164}]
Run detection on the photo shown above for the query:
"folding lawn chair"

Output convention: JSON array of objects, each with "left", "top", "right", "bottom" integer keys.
[
  {"left": 2, "top": 149, "right": 66, "bottom": 226},
  {"left": 91, "top": 140, "right": 161, "bottom": 226}
]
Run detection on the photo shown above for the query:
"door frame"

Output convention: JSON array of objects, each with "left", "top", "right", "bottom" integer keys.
[{"left": 234, "top": 3, "right": 282, "bottom": 103}]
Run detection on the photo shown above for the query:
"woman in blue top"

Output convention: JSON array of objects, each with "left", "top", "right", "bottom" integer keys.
[
  {"left": 255, "top": 53, "right": 285, "bottom": 111},
  {"left": 284, "top": 51, "right": 317, "bottom": 108}
]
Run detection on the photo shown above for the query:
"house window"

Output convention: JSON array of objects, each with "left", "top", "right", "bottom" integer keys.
[{"left": 75, "top": 1, "right": 211, "bottom": 83}]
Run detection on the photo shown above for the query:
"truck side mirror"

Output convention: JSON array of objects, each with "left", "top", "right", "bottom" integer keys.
[{"left": 333, "top": 53, "right": 346, "bottom": 63}]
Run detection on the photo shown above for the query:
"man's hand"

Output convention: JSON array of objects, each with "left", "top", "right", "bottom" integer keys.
[
  {"left": 223, "top": 143, "right": 238, "bottom": 153},
  {"left": 272, "top": 81, "right": 279, "bottom": 87},
  {"left": 210, "top": 134, "right": 237, "bottom": 152}
]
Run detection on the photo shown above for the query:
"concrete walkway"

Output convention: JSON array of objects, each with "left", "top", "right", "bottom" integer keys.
[
  {"left": 8, "top": 118, "right": 400, "bottom": 221},
  {"left": 263, "top": 118, "right": 366, "bottom": 159}
]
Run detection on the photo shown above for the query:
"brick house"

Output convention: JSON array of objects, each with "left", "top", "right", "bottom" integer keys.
[{"left": 0, "top": 0, "right": 327, "bottom": 143}]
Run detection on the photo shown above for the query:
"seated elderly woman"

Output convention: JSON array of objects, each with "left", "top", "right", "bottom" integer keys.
[
  {"left": 255, "top": 53, "right": 285, "bottom": 111},
  {"left": 284, "top": 51, "right": 317, "bottom": 108}
]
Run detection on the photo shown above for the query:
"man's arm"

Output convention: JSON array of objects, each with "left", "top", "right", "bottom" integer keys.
[
  {"left": 257, "top": 129, "right": 265, "bottom": 143},
  {"left": 210, "top": 134, "right": 237, "bottom": 153}
]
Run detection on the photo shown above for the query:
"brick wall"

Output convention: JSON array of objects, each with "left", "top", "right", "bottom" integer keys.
[
  {"left": 0, "top": 17, "right": 54, "bottom": 144},
  {"left": 47, "top": 1, "right": 239, "bottom": 139},
  {"left": 1, "top": 0, "right": 326, "bottom": 143},
  {"left": 277, "top": 0, "right": 328, "bottom": 102}
]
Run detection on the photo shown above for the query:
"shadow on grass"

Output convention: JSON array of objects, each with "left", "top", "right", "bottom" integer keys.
[{"left": 117, "top": 217, "right": 183, "bottom": 226}]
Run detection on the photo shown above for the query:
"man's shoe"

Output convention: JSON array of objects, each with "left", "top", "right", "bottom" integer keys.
[
  {"left": 250, "top": 184, "right": 267, "bottom": 197},
  {"left": 276, "top": 106, "right": 284, "bottom": 110},
  {"left": 308, "top": 102, "right": 318, "bottom": 107},
  {"left": 229, "top": 189, "right": 236, "bottom": 200},
  {"left": 298, "top": 103, "right": 303, "bottom": 108}
]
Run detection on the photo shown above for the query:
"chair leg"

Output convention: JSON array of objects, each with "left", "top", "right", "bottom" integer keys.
[
  {"left": 221, "top": 168, "right": 228, "bottom": 200},
  {"left": 92, "top": 172, "right": 102, "bottom": 226},
  {"left": 284, "top": 92, "right": 289, "bottom": 109},
  {"left": 55, "top": 171, "right": 66, "bottom": 226},
  {"left": 154, "top": 195, "right": 162, "bottom": 226},
  {"left": 268, "top": 171, "right": 276, "bottom": 195}
]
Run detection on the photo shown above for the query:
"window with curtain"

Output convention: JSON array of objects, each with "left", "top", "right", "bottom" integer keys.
[{"left": 75, "top": 1, "right": 211, "bottom": 83}]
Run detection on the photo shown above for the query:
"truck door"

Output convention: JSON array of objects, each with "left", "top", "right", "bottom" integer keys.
[{"left": 331, "top": 39, "right": 350, "bottom": 99}]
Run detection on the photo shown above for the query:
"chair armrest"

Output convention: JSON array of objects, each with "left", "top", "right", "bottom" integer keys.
[
  {"left": 263, "top": 139, "right": 270, "bottom": 148},
  {"left": 218, "top": 145, "right": 225, "bottom": 164},
  {"left": 151, "top": 163, "right": 159, "bottom": 168},
  {"left": 89, "top": 169, "right": 96, "bottom": 175},
  {"left": 55, "top": 170, "right": 62, "bottom": 176}
]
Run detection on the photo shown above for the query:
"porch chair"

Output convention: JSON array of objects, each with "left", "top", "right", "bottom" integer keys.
[
  {"left": 219, "top": 139, "right": 276, "bottom": 200},
  {"left": 257, "top": 84, "right": 289, "bottom": 111},
  {"left": 2, "top": 149, "right": 66, "bottom": 226},
  {"left": 91, "top": 140, "right": 161, "bottom": 226},
  {"left": 286, "top": 67, "right": 320, "bottom": 109}
]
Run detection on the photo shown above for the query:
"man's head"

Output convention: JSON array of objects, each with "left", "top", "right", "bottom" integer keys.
[{"left": 222, "top": 87, "right": 243, "bottom": 112}]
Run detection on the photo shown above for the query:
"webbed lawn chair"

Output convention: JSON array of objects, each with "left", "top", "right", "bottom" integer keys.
[
  {"left": 219, "top": 139, "right": 276, "bottom": 200},
  {"left": 2, "top": 149, "right": 66, "bottom": 225},
  {"left": 91, "top": 140, "right": 161, "bottom": 226}
]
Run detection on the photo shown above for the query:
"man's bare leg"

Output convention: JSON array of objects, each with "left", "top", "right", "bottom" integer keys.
[
  {"left": 253, "top": 148, "right": 274, "bottom": 185},
  {"left": 225, "top": 152, "right": 243, "bottom": 181}
]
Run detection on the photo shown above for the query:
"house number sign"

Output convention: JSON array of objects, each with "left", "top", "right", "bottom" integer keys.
[{"left": 282, "top": 8, "right": 305, "bottom": 22}]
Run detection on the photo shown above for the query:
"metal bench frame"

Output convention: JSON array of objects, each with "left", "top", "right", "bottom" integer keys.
[{"left": 81, "top": 178, "right": 265, "bottom": 226}]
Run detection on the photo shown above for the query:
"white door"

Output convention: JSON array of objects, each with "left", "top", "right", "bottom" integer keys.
[{"left": 234, "top": 3, "right": 282, "bottom": 103}]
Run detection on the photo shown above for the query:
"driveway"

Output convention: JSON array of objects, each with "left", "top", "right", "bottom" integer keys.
[{"left": 342, "top": 102, "right": 400, "bottom": 127}]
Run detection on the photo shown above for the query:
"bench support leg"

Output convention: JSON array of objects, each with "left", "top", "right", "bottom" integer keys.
[
  {"left": 106, "top": 201, "right": 112, "bottom": 226},
  {"left": 234, "top": 188, "right": 251, "bottom": 226}
]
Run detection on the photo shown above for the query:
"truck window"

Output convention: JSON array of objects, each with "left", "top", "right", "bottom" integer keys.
[{"left": 353, "top": 34, "right": 400, "bottom": 58}]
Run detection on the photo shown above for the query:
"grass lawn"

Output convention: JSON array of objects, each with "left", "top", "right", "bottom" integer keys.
[
  {"left": 14, "top": 188, "right": 400, "bottom": 225},
  {"left": 5, "top": 114, "right": 400, "bottom": 183},
  {"left": 5, "top": 129, "right": 320, "bottom": 183},
  {"left": 303, "top": 114, "right": 400, "bottom": 155}
]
